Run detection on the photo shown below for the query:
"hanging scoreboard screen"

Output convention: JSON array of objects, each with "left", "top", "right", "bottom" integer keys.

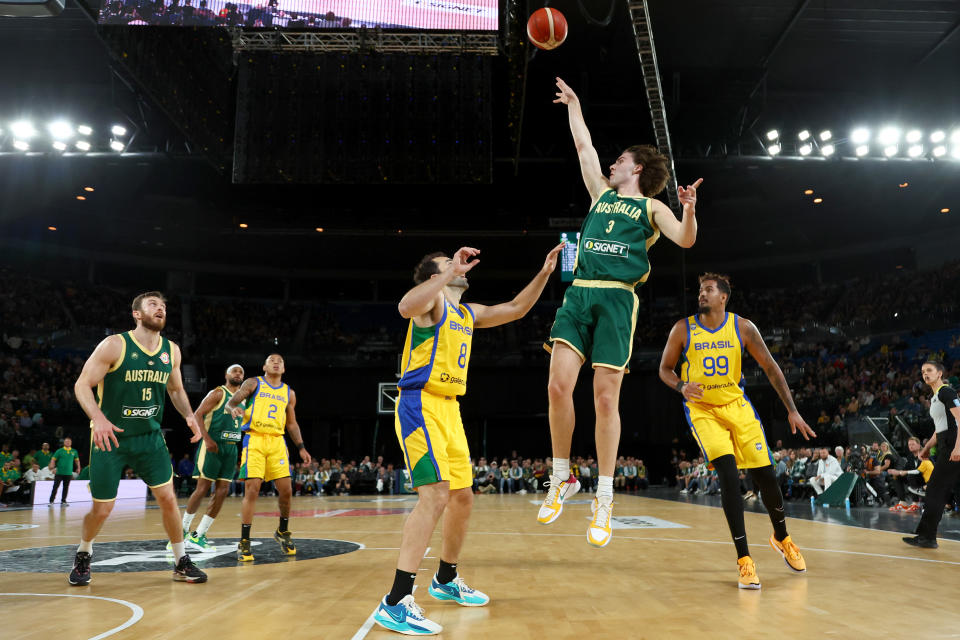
[
  {"left": 99, "top": 0, "right": 498, "bottom": 30},
  {"left": 559, "top": 232, "right": 579, "bottom": 283}
]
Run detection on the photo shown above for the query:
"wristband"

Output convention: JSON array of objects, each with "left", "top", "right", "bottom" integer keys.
[
  {"left": 675, "top": 380, "right": 685, "bottom": 394},
  {"left": 296, "top": 442, "right": 305, "bottom": 451}
]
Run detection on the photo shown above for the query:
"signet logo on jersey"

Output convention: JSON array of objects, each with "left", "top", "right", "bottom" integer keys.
[
  {"left": 122, "top": 405, "right": 160, "bottom": 419},
  {"left": 583, "top": 237, "right": 629, "bottom": 258}
]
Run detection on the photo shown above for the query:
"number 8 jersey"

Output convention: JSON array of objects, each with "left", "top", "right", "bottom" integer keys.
[
  {"left": 679, "top": 313, "right": 745, "bottom": 406},
  {"left": 398, "top": 300, "right": 474, "bottom": 397}
]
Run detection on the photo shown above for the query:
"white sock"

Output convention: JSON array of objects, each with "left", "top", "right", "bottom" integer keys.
[
  {"left": 553, "top": 458, "right": 570, "bottom": 481},
  {"left": 172, "top": 541, "right": 186, "bottom": 561},
  {"left": 182, "top": 511, "right": 196, "bottom": 532},
  {"left": 196, "top": 515, "right": 215, "bottom": 536},
  {"left": 78, "top": 540, "right": 93, "bottom": 554},
  {"left": 597, "top": 476, "right": 614, "bottom": 502}
]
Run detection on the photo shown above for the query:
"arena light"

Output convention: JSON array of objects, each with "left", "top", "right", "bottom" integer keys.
[
  {"left": 855, "top": 145, "right": 870, "bottom": 157},
  {"left": 819, "top": 130, "right": 832, "bottom": 142},
  {"left": 821, "top": 143, "right": 835, "bottom": 157},
  {"left": 799, "top": 143, "right": 812, "bottom": 156},
  {"left": 47, "top": 120, "right": 73, "bottom": 140},
  {"left": 933, "top": 145, "right": 947, "bottom": 157},
  {"left": 813, "top": 198, "right": 823, "bottom": 204},
  {"left": 905, "top": 129, "right": 922, "bottom": 144},
  {"left": 878, "top": 126, "right": 901, "bottom": 146},
  {"left": 851, "top": 127, "right": 871, "bottom": 144},
  {"left": 798, "top": 130, "right": 811, "bottom": 141},
  {"left": 952, "top": 147, "right": 960, "bottom": 160},
  {"left": 111, "top": 124, "right": 127, "bottom": 137},
  {"left": 930, "top": 130, "right": 945, "bottom": 143},
  {"left": 10, "top": 120, "right": 37, "bottom": 139},
  {"left": 77, "top": 124, "right": 93, "bottom": 136},
  {"left": 803, "top": 189, "right": 814, "bottom": 195},
  {"left": 942, "top": 208, "right": 951, "bottom": 213},
  {"left": 766, "top": 129, "right": 779, "bottom": 141},
  {"left": 52, "top": 140, "right": 67, "bottom": 151},
  {"left": 13, "top": 140, "right": 30, "bottom": 151},
  {"left": 109, "top": 140, "right": 125, "bottom": 152},
  {"left": 75, "top": 140, "right": 91, "bottom": 151},
  {"left": 951, "top": 130, "right": 960, "bottom": 144},
  {"left": 908, "top": 144, "right": 923, "bottom": 157},
  {"left": 883, "top": 145, "right": 898, "bottom": 157},
  {"left": 767, "top": 143, "right": 781, "bottom": 156}
]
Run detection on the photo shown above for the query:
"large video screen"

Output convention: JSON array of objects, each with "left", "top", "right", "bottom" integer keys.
[{"left": 99, "top": 0, "right": 498, "bottom": 30}]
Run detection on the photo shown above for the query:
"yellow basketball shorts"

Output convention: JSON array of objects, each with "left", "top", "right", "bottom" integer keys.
[
  {"left": 395, "top": 389, "right": 472, "bottom": 490},
  {"left": 239, "top": 432, "right": 290, "bottom": 482},
  {"left": 683, "top": 396, "right": 774, "bottom": 469}
]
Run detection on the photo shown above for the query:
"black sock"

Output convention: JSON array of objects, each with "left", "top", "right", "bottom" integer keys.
[
  {"left": 750, "top": 465, "right": 789, "bottom": 541},
  {"left": 386, "top": 569, "right": 416, "bottom": 606},
  {"left": 279, "top": 517, "right": 289, "bottom": 533},
  {"left": 713, "top": 455, "right": 751, "bottom": 558},
  {"left": 241, "top": 523, "right": 251, "bottom": 540},
  {"left": 437, "top": 559, "right": 458, "bottom": 584}
]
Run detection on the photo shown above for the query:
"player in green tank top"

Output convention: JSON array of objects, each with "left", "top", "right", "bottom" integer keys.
[
  {"left": 70, "top": 291, "right": 207, "bottom": 586},
  {"left": 539, "top": 77, "right": 704, "bottom": 549},
  {"left": 181, "top": 364, "right": 247, "bottom": 551}
]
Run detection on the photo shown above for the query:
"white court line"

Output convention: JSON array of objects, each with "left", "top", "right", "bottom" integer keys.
[
  {"left": 351, "top": 547, "right": 430, "bottom": 640},
  {"left": 0, "top": 593, "right": 143, "bottom": 639}
]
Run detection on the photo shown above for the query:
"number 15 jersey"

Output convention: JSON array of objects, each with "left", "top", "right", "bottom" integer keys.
[
  {"left": 679, "top": 313, "right": 745, "bottom": 406},
  {"left": 398, "top": 299, "right": 474, "bottom": 397}
]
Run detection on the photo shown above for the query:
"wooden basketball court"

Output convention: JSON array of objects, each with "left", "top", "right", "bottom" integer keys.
[{"left": 2, "top": 492, "right": 959, "bottom": 639}]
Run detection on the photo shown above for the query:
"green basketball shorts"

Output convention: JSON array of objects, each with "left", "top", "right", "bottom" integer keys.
[
  {"left": 89, "top": 430, "right": 174, "bottom": 501},
  {"left": 193, "top": 440, "right": 239, "bottom": 482}
]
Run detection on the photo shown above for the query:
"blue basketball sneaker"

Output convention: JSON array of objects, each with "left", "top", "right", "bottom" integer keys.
[
  {"left": 373, "top": 594, "right": 442, "bottom": 636},
  {"left": 428, "top": 575, "right": 490, "bottom": 607}
]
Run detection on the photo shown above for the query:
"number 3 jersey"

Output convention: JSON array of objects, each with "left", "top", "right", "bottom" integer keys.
[
  {"left": 398, "top": 299, "right": 474, "bottom": 397},
  {"left": 95, "top": 331, "right": 173, "bottom": 438},
  {"left": 679, "top": 313, "right": 745, "bottom": 406}
]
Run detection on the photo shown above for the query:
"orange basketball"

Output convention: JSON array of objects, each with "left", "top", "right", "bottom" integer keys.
[{"left": 527, "top": 7, "right": 567, "bottom": 51}]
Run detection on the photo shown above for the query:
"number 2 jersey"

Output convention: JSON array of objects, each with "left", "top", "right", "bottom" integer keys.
[
  {"left": 398, "top": 299, "right": 474, "bottom": 397},
  {"left": 241, "top": 377, "right": 290, "bottom": 436},
  {"left": 679, "top": 313, "right": 745, "bottom": 406}
]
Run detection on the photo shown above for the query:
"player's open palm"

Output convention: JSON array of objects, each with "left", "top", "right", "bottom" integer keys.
[
  {"left": 553, "top": 77, "right": 578, "bottom": 104},
  {"left": 788, "top": 411, "right": 816, "bottom": 440},
  {"left": 681, "top": 382, "right": 704, "bottom": 402},
  {"left": 452, "top": 247, "right": 480, "bottom": 276},
  {"left": 93, "top": 418, "right": 123, "bottom": 452},
  {"left": 677, "top": 178, "right": 703, "bottom": 211},
  {"left": 542, "top": 242, "right": 565, "bottom": 274}
]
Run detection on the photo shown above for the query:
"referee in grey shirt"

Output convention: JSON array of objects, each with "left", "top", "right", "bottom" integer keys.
[{"left": 904, "top": 361, "right": 960, "bottom": 549}]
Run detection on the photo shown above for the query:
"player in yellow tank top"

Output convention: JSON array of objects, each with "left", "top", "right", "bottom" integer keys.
[
  {"left": 371, "top": 243, "right": 563, "bottom": 634},
  {"left": 225, "top": 354, "right": 312, "bottom": 562},
  {"left": 660, "top": 273, "right": 816, "bottom": 590}
]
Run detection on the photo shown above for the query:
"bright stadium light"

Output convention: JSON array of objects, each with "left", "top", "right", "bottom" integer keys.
[
  {"left": 819, "top": 130, "right": 832, "bottom": 142},
  {"left": 883, "top": 145, "right": 898, "bottom": 157},
  {"left": 855, "top": 145, "right": 870, "bottom": 157},
  {"left": 75, "top": 140, "right": 91, "bottom": 151},
  {"left": 908, "top": 144, "right": 923, "bottom": 157},
  {"left": 905, "top": 129, "right": 922, "bottom": 144},
  {"left": 766, "top": 129, "right": 779, "bottom": 141},
  {"left": 933, "top": 145, "right": 947, "bottom": 157},
  {"left": 52, "top": 140, "right": 67, "bottom": 151},
  {"left": 77, "top": 125, "right": 93, "bottom": 136},
  {"left": 109, "top": 140, "right": 125, "bottom": 152},
  {"left": 11, "top": 121, "right": 37, "bottom": 139},
  {"left": 851, "top": 128, "right": 871, "bottom": 144},
  {"left": 878, "top": 126, "right": 901, "bottom": 145},
  {"left": 952, "top": 147, "right": 960, "bottom": 160},
  {"left": 950, "top": 129, "right": 960, "bottom": 144},
  {"left": 48, "top": 120, "right": 73, "bottom": 140},
  {"left": 767, "top": 143, "right": 781, "bottom": 156},
  {"left": 111, "top": 125, "right": 127, "bottom": 137},
  {"left": 798, "top": 130, "right": 811, "bottom": 141},
  {"left": 821, "top": 144, "right": 835, "bottom": 156},
  {"left": 13, "top": 140, "right": 30, "bottom": 151},
  {"left": 930, "top": 130, "right": 945, "bottom": 143},
  {"left": 799, "top": 143, "right": 812, "bottom": 156}
]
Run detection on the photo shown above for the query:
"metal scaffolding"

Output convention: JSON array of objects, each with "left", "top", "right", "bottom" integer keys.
[
  {"left": 229, "top": 29, "right": 500, "bottom": 54},
  {"left": 625, "top": 1, "right": 680, "bottom": 212}
]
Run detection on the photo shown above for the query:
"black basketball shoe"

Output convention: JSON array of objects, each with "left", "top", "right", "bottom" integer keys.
[
  {"left": 68, "top": 551, "right": 92, "bottom": 586},
  {"left": 173, "top": 554, "right": 208, "bottom": 583}
]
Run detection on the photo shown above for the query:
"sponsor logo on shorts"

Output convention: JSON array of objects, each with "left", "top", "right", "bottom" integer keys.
[
  {"left": 439, "top": 372, "right": 465, "bottom": 385},
  {"left": 122, "top": 405, "right": 160, "bottom": 419},
  {"left": 583, "top": 237, "right": 629, "bottom": 258},
  {"left": 159, "top": 352, "right": 170, "bottom": 365},
  {"left": 755, "top": 443, "right": 763, "bottom": 451}
]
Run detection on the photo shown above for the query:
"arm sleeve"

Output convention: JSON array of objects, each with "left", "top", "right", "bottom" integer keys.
[{"left": 938, "top": 386, "right": 960, "bottom": 407}]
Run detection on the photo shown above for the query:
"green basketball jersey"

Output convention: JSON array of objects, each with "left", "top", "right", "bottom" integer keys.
[
  {"left": 96, "top": 331, "right": 173, "bottom": 438},
  {"left": 205, "top": 386, "right": 246, "bottom": 444},
  {"left": 573, "top": 188, "right": 661, "bottom": 286}
]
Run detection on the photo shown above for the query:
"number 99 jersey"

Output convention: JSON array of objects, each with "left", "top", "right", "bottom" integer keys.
[
  {"left": 398, "top": 300, "right": 474, "bottom": 397},
  {"left": 679, "top": 313, "right": 745, "bottom": 406}
]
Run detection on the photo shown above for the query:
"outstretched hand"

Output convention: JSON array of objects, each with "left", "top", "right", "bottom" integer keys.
[
  {"left": 677, "top": 178, "right": 703, "bottom": 211},
  {"left": 553, "top": 77, "right": 578, "bottom": 105},
  {"left": 451, "top": 247, "right": 481, "bottom": 276},
  {"left": 788, "top": 411, "right": 817, "bottom": 440},
  {"left": 541, "top": 242, "right": 565, "bottom": 274}
]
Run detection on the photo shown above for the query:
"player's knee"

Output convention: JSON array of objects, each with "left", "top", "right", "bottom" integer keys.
[
  {"left": 92, "top": 501, "right": 115, "bottom": 518},
  {"left": 594, "top": 390, "right": 619, "bottom": 418},
  {"left": 450, "top": 488, "right": 473, "bottom": 509},
  {"left": 547, "top": 376, "right": 574, "bottom": 402}
]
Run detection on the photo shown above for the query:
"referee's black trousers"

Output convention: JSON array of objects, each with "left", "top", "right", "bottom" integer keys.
[{"left": 916, "top": 433, "right": 960, "bottom": 541}]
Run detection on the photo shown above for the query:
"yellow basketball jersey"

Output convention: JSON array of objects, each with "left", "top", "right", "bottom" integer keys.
[
  {"left": 241, "top": 376, "right": 290, "bottom": 435},
  {"left": 679, "top": 313, "right": 745, "bottom": 406},
  {"left": 398, "top": 299, "right": 474, "bottom": 397}
]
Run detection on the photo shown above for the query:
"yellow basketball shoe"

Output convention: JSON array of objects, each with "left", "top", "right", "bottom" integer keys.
[
  {"left": 737, "top": 556, "right": 761, "bottom": 590},
  {"left": 769, "top": 534, "right": 806, "bottom": 572},
  {"left": 537, "top": 474, "right": 581, "bottom": 525},
  {"left": 586, "top": 496, "right": 613, "bottom": 548}
]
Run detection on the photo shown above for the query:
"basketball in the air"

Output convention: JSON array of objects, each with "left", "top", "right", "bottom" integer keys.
[{"left": 527, "top": 8, "right": 567, "bottom": 50}]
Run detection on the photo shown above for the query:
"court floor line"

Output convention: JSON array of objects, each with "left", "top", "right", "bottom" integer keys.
[{"left": 0, "top": 592, "right": 143, "bottom": 639}]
